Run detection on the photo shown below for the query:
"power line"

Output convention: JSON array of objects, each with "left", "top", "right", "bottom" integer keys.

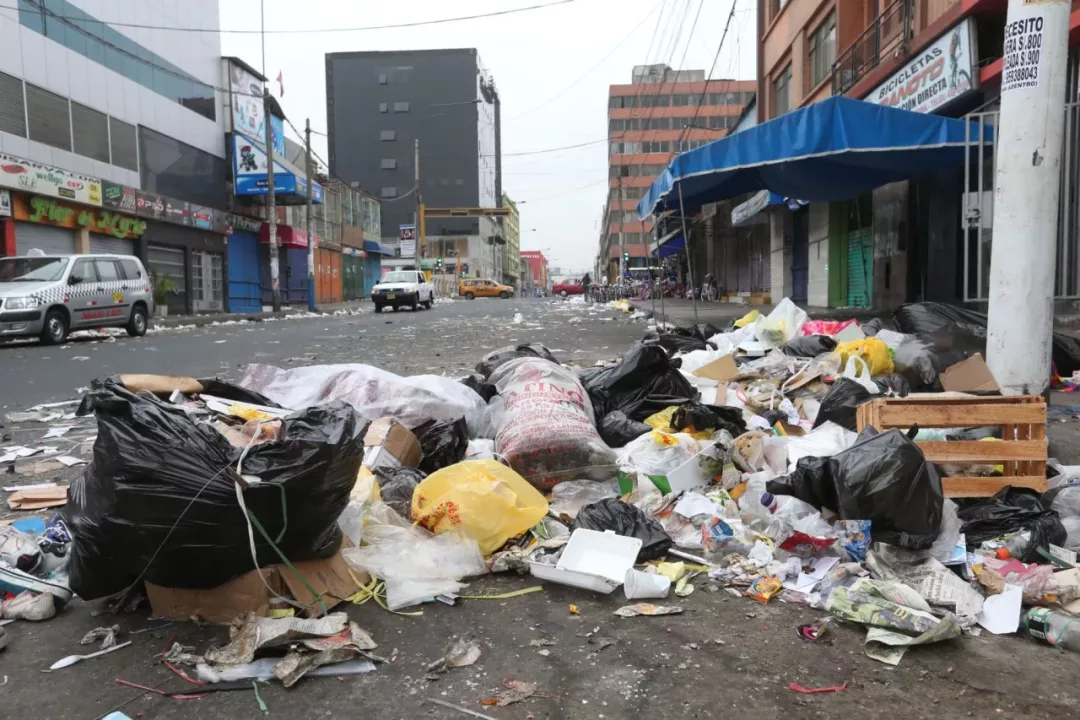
[
  {"left": 7, "top": 0, "right": 578, "bottom": 34},
  {"left": 679, "top": 0, "right": 741, "bottom": 149}
]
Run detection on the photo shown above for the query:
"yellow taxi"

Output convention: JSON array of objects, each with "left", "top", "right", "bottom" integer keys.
[{"left": 459, "top": 278, "right": 514, "bottom": 299}]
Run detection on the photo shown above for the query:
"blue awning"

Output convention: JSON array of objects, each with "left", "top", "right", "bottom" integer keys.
[
  {"left": 648, "top": 228, "right": 684, "bottom": 257},
  {"left": 363, "top": 240, "right": 391, "bottom": 256},
  {"left": 638, "top": 96, "right": 992, "bottom": 220}
]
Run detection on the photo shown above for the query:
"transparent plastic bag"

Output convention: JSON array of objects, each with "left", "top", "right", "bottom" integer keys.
[
  {"left": 755, "top": 298, "right": 808, "bottom": 348},
  {"left": 548, "top": 480, "right": 620, "bottom": 520},
  {"left": 343, "top": 528, "right": 487, "bottom": 610},
  {"left": 618, "top": 432, "right": 700, "bottom": 479},
  {"left": 490, "top": 357, "right": 618, "bottom": 489}
]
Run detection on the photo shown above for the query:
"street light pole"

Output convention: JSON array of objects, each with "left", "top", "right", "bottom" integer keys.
[
  {"left": 260, "top": 0, "right": 280, "bottom": 312},
  {"left": 305, "top": 118, "right": 315, "bottom": 312},
  {"left": 413, "top": 138, "right": 421, "bottom": 268}
]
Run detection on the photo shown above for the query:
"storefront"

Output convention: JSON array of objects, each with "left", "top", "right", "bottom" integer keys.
[
  {"left": 342, "top": 247, "right": 366, "bottom": 300},
  {"left": 363, "top": 240, "right": 388, "bottom": 293},
  {"left": 315, "top": 246, "right": 341, "bottom": 304},
  {"left": 9, "top": 193, "right": 145, "bottom": 257},
  {"left": 259, "top": 224, "right": 313, "bottom": 308},
  {"left": 223, "top": 214, "right": 263, "bottom": 313},
  {"left": 0, "top": 153, "right": 104, "bottom": 256},
  {"left": 140, "top": 219, "right": 228, "bottom": 316}
]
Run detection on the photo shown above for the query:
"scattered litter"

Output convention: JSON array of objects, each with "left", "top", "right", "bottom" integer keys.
[
  {"left": 7, "top": 486, "right": 67, "bottom": 511},
  {"left": 426, "top": 638, "right": 481, "bottom": 673},
  {"left": 482, "top": 676, "right": 539, "bottom": 706},
  {"left": 788, "top": 682, "right": 848, "bottom": 694},
  {"left": 80, "top": 624, "right": 120, "bottom": 649},
  {"left": 49, "top": 640, "right": 132, "bottom": 669},
  {"left": 614, "top": 603, "right": 684, "bottom": 618}
]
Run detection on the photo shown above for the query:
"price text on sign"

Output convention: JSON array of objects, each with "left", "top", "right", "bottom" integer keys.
[{"left": 1002, "top": 15, "right": 1044, "bottom": 92}]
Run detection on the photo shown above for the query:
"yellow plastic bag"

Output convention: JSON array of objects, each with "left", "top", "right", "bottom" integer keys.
[
  {"left": 411, "top": 460, "right": 548, "bottom": 555},
  {"left": 836, "top": 338, "right": 895, "bottom": 376},
  {"left": 644, "top": 407, "right": 712, "bottom": 440},
  {"left": 733, "top": 309, "right": 760, "bottom": 328}
]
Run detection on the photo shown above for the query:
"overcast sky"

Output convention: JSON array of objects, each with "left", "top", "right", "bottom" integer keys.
[{"left": 220, "top": 0, "right": 756, "bottom": 272}]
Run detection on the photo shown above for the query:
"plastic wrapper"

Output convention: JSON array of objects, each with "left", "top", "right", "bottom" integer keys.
[
  {"left": 412, "top": 418, "right": 469, "bottom": 473},
  {"left": 411, "top": 460, "right": 548, "bottom": 555},
  {"left": 343, "top": 527, "right": 487, "bottom": 610},
  {"left": 237, "top": 362, "right": 493, "bottom": 439},
  {"left": 782, "top": 335, "right": 838, "bottom": 357},
  {"left": 475, "top": 343, "right": 557, "bottom": 379},
  {"left": 547, "top": 480, "right": 620, "bottom": 520},
  {"left": 572, "top": 497, "right": 673, "bottom": 561},
  {"left": 598, "top": 411, "right": 651, "bottom": 448},
  {"left": 814, "top": 378, "right": 874, "bottom": 432},
  {"left": 836, "top": 520, "right": 871, "bottom": 562},
  {"left": 755, "top": 298, "right": 808, "bottom": 347},
  {"left": 768, "top": 428, "right": 944, "bottom": 550},
  {"left": 373, "top": 467, "right": 425, "bottom": 519},
  {"left": 957, "top": 487, "right": 1066, "bottom": 563},
  {"left": 65, "top": 382, "right": 365, "bottom": 600},
  {"left": 579, "top": 344, "right": 698, "bottom": 421},
  {"left": 490, "top": 358, "right": 617, "bottom": 490},
  {"left": 800, "top": 319, "right": 859, "bottom": 337}
]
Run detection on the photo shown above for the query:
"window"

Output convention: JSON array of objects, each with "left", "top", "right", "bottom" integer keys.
[
  {"left": 380, "top": 186, "right": 397, "bottom": 198},
  {"left": 609, "top": 119, "right": 624, "bottom": 132},
  {"left": 25, "top": 83, "right": 71, "bottom": 151},
  {"left": 645, "top": 117, "right": 670, "bottom": 130},
  {"left": 378, "top": 73, "right": 388, "bottom": 84},
  {"left": 624, "top": 118, "right": 640, "bottom": 131},
  {"left": 380, "top": 158, "right": 397, "bottom": 169},
  {"left": 18, "top": 0, "right": 215, "bottom": 121},
  {"left": 95, "top": 259, "right": 121, "bottom": 282},
  {"left": 709, "top": 93, "right": 723, "bottom": 105},
  {"left": 809, "top": 13, "right": 837, "bottom": 89},
  {"left": 110, "top": 117, "right": 138, "bottom": 171},
  {"left": 72, "top": 259, "right": 98, "bottom": 283},
  {"left": 139, "top": 126, "right": 228, "bottom": 208},
  {"left": 71, "top": 102, "right": 110, "bottom": 163},
  {"left": 119, "top": 259, "right": 141, "bottom": 280},
  {"left": 0, "top": 72, "right": 26, "bottom": 137},
  {"left": 380, "top": 130, "right": 397, "bottom": 141},
  {"left": 393, "top": 101, "right": 410, "bottom": 112},
  {"left": 379, "top": 102, "right": 388, "bottom": 113},
  {"left": 774, "top": 64, "right": 792, "bottom": 117}
]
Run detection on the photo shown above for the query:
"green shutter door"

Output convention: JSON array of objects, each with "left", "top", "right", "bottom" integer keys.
[{"left": 846, "top": 227, "right": 873, "bottom": 308}]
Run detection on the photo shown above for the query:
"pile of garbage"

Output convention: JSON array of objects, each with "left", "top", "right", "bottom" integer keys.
[{"left": 5, "top": 298, "right": 1080, "bottom": 680}]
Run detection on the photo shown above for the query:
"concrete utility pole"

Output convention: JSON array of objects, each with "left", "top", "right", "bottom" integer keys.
[
  {"left": 986, "top": 0, "right": 1072, "bottom": 395},
  {"left": 618, "top": 176, "right": 625, "bottom": 283},
  {"left": 413, "top": 138, "right": 421, "bottom": 268},
  {"left": 305, "top": 118, "right": 315, "bottom": 312},
  {"left": 264, "top": 89, "right": 281, "bottom": 312}
]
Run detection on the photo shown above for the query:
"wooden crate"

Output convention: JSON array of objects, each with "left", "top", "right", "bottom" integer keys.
[{"left": 856, "top": 395, "right": 1047, "bottom": 497}]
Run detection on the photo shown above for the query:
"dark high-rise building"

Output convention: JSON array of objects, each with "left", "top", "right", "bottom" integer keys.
[{"left": 326, "top": 48, "right": 502, "bottom": 278}]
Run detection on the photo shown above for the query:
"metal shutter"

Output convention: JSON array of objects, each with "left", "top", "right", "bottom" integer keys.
[
  {"left": 109, "top": 117, "right": 138, "bottom": 172},
  {"left": 846, "top": 228, "right": 874, "bottom": 308},
  {"left": 71, "top": 102, "right": 110, "bottom": 163},
  {"left": 25, "top": 83, "right": 71, "bottom": 151},
  {"left": 14, "top": 223, "right": 76, "bottom": 255},
  {"left": 88, "top": 236, "right": 135, "bottom": 256},
  {"left": 0, "top": 72, "right": 26, "bottom": 138}
]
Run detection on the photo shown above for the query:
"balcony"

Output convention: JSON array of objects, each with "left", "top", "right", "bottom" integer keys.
[{"left": 832, "top": 0, "right": 912, "bottom": 95}]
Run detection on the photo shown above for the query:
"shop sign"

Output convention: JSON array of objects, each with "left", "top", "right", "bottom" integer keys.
[
  {"left": 232, "top": 133, "right": 324, "bottom": 203},
  {"left": 0, "top": 152, "right": 102, "bottom": 206},
  {"left": 191, "top": 205, "right": 214, "bottom": 230},
  {"left": 165, "top": 199, "right": 191, "bottom": 226},
  {"left": 0, "top": 189, "right": 10, "bottom": 217},
  {"left": 865, "top": 18, "right": 977, "bottom": 114},
  {"left": 228, "top": 62, "right": 285, "bottom": 156},
  {"left": 135, "top": 191, "right": 166, "bottom": 220},
  {"left": 18, "top": 196, "right": 145, "bottom": 238},
  {"left": 101, "top": 181, "right": 137, "bottom": 213}
]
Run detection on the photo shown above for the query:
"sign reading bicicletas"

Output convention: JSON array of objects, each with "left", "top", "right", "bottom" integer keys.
[
  {"left": 0, "top": 152, "right": 102, "bottom": 206},
  {"left": 866, "top": 18, "right": 978, "bottom": 115}
]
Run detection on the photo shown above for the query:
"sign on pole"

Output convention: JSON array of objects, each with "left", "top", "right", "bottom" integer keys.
[{"left": 399, "top": 224, "right": 417, "bottom": 257}]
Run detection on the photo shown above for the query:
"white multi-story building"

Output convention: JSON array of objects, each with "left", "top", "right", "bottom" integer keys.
[{"left": 0, "top": 0, "right": 232, "bottom": 313}]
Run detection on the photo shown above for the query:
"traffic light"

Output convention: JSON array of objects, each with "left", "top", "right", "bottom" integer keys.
[
  {"left": 435, "top": 257, "right": 444, "bottom": 270},
  {"left": 622, "top": 251, "right": 630, "bottom": 263},
  {"left": 461, "top": 270, "right": 467, "bottom": 278}
]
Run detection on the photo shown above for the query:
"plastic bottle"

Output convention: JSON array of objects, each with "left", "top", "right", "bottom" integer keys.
[
  {"left": 760, "top": 492, "right": 778, "bottom": 514},
  {"left": 1024, "top": 607, "right": 1080, "bottom": 652}
]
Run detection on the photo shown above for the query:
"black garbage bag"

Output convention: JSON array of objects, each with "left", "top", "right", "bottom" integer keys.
[
  {"left": 476, "top": 343, "right": 557, "bottom": 378},
  {"left": 572, "top": 497, "right": 672, "bottom": 562},
  {"left": 460, "top": 374, "right": 497, "bottom": 403},
  {"left": 892, "top": 324, "right": 987, "bottom": 391},
  {"left": 101, "top": 374, "right": 281, "bottom": 407},
  {"left": 580, "top": 344, "right": 697, "bottom": 420},
  {"left": 813, "top": 378, "right": 873, "bottom": 431},
  {"left": 373, "top": 466, "right": 426, "bottom": 518},
  {"left": 957, "top": 487, "right": 1066, "bottom": 563},
  {"left": 64, "top": 382, "right": 366, "bottom": 600},
  {"left": 861, "top": 317, "right": 896, "bottom": 336},
  {"left": 782, "top": 335, "right": 838, "bottom": 358},
  {"left": 598, "top": 411, "right": 651, "bottom": 448},
  {"left": 412, "top": 418, "right": 469, "bottom": 473},
  {"left": 874, "top": 373, "right": 911, "bottom": 397},
  {"left": 768, "top": 428, "right": 944, "bottom": 549},
  {"left": 671, "top": 402, "right": 746, "bottom": 437},
  {"left": 671, "top": 323, "right": 722, "bottom": 341},
  {"left": 895, "top": 301, "right": 1080, "bottom": 378}
]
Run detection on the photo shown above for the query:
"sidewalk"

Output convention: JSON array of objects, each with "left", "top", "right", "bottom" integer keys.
[
  {"left": 153, "top": 299, "right": 368, "bottom": 328},
  {"left": 629, "top": 298, "right": 884, "bottom": 327}
]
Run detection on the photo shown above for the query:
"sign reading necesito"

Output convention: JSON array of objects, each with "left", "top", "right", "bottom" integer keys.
[{"left": 1002, "top": 15, "right": 1045, "bottom": 93}]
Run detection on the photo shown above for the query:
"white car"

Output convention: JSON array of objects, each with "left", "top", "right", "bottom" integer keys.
[{"left": 371, "top": 270, "right": 435, "bottom": 313}]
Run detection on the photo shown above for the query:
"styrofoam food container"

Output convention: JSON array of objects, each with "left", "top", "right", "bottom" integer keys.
[{"left": 529, "top": 529, "right": 642, "bottom": 594}]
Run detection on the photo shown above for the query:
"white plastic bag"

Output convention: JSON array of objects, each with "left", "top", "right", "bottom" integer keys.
[
  {"left": 237, "top": 363, "right": 493, "bottom": 438},
  {"left": 755, "top": 298, "right": 808, "bottom": 347},
  {"left": 785, "top": 421, "right": 858, "bottom": 471},
  {"left": 548, "top": 480, "right": 620, "bottom": 519},
  {"left": 489, "top": 357, "right": 617, "bottom": 490},
  {"left": 841, "top": 356, "right": 880, "bottom": 395},
  {"left": 618, "top": 432, "right": 700, "bottom": 478},
  {"left": 343, "top": 527, "right": 487, "bottom": 610},
  {"left": 465, "top": 438, "right": 497, "bottom": 460}
]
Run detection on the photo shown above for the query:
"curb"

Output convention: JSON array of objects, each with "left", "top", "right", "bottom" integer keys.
[{"left": 151, "top": 301, "right": 370, "bottom": 328}]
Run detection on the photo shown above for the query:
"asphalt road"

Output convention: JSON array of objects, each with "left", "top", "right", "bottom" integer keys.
[
  {"left": 3, "top": 298, "right": 1080, "bottom": 719},
  {"left": 0, "top": 297, "right": 636, "bottom": 412}
]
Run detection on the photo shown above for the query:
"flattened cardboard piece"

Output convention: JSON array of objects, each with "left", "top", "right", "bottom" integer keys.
[
  {"left": 693, "top": 355, "right": 739, "bottom": 383},
  {"left": 118, "top": 374, "right": 204, "bottom": 396},
  {"left": 940, "top": 354, "right": 1001, "bottom": 393},
  {"left": 7, "top": 485, "right": 68, "bottom": 510},
  {"left": 362, "top": 418, "right": 422, "bottom": 470}
]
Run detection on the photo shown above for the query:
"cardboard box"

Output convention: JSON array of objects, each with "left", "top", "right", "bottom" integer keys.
[
  {"left": 692, "top": 354, "right": 739, "bottom": 383},
  {"left": 362, "top": 418, "right": 422, "bottom": 470},
  {"left": 940, "top": 354, "right": 1001, "bottom": 393},
  {"left": 145, "top": 546, "right": 364, "bottom": 624}
]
